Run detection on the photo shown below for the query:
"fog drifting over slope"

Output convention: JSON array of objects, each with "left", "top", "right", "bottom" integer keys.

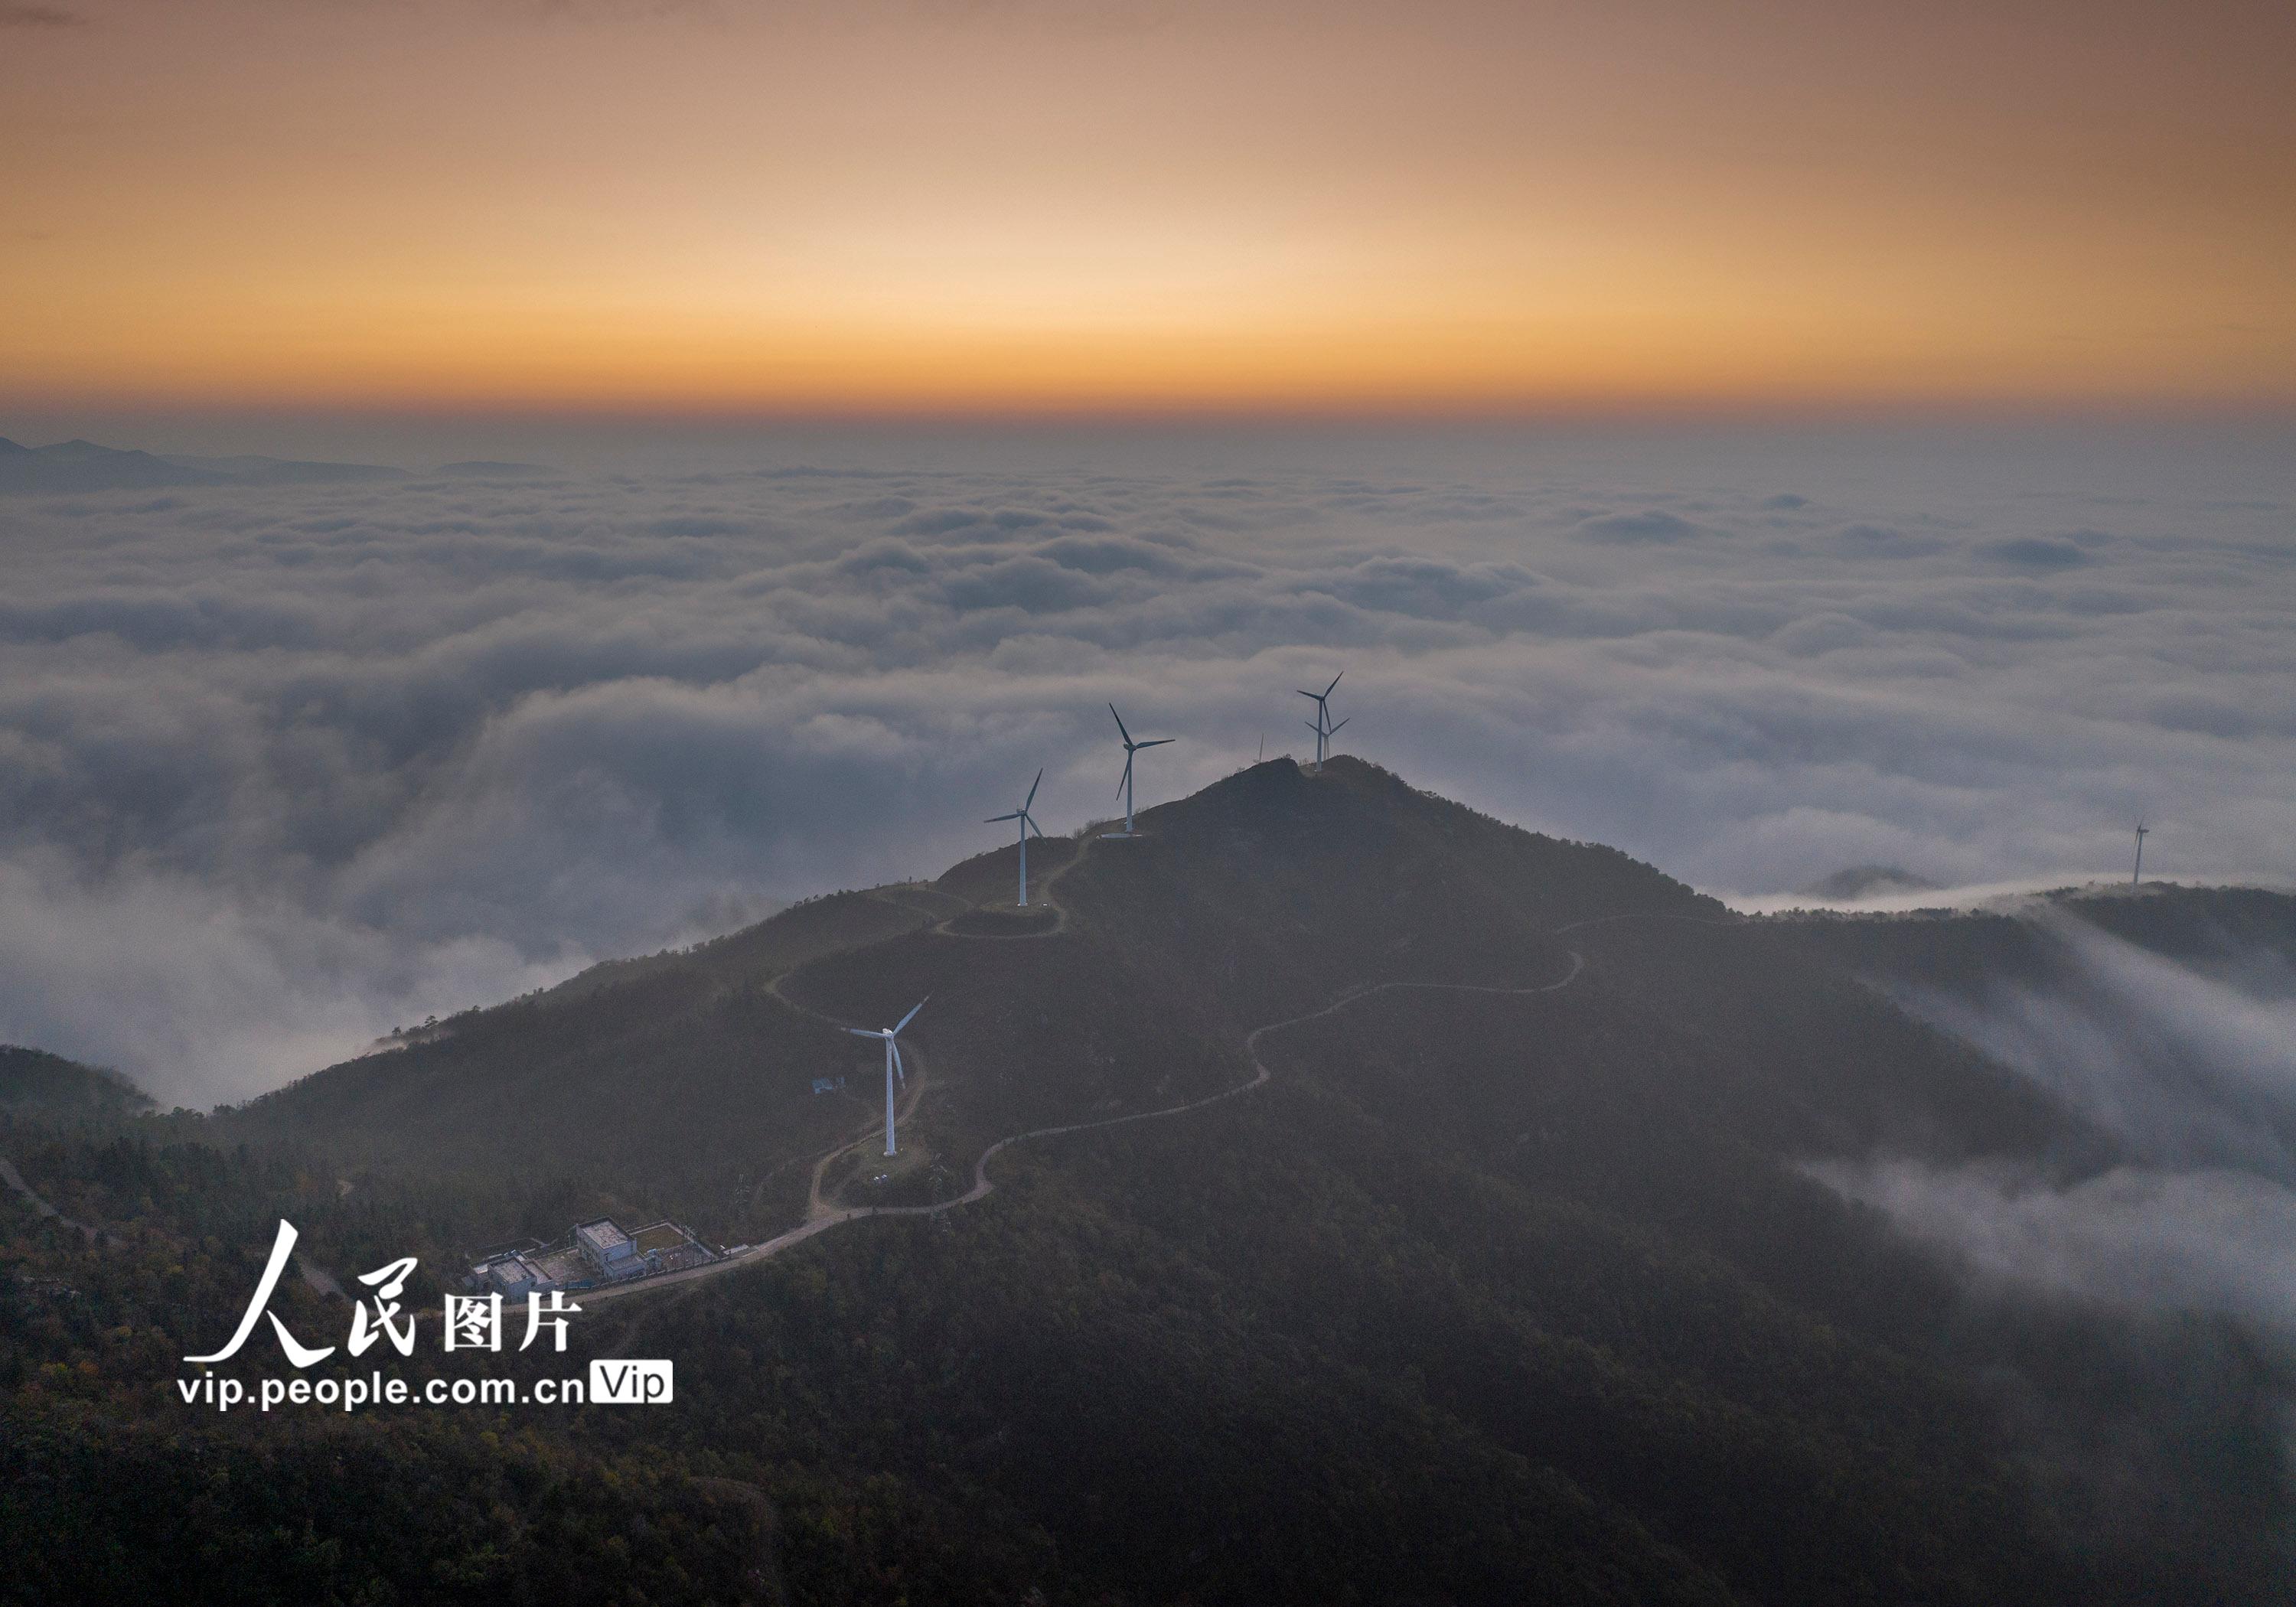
[
  {"left": 1, "top": 421, "right": 2289, "bottom": 1103},
  {"left": 1816, "top": 908, "right": 2296, "bottom": 1368}
]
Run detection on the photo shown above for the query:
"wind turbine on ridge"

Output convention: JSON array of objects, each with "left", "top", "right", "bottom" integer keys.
[
  {"left": 845, "top": 997, "right": 928, "bottom": 1156},
  {"left": 1105, "top": 704, "right": 1172, "bottom": 838},
  {"left": 986, "top": 768, "right": 1046, "bottom": 906},
  {"left": 1296, "top": 671, "right": 1347, "bottom": 771},
  {"left": 2132, "top": 820, "right": 2148, "bottom": 887}
]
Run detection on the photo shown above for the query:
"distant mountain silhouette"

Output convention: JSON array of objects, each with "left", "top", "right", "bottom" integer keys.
[
  {"left": 0, "top": 434, "right": 567, "bottom": 492},
  {"left": 30, "top": 438, "right": 157, "bottom": 463},
  {"left": 0, "top": 435, "right": 497, "bottom": 493},
  {"left": 0, "top": 435, "right": 411, "bottom": 493},
  {"left": 0, "top": 436, "right": 217, "bottom": 492}
]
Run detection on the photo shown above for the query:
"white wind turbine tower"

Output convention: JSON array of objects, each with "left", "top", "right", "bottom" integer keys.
[
  {"left": 1296, "top": 671, "right": 1347, "bottom": 770},
  {"left": 845, "top": 997, "right": 928, "bottom": 1156},
  {"left": 986, "top": 768, "right": 1046, "bottom": 906},
  {"left": 1105, "top": 704, "right": 1172, "bottom": 838}
]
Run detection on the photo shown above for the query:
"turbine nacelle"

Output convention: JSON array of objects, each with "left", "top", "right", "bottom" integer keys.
[
  {"left": 869, "top": 995, "right": 927, "bottom": 1037},
  {"left": 985, "top": 767, "right": 1046, "bottom": 837},
  {"left": 843, "top": 1028, "right": 908, "bottom": 1082}
]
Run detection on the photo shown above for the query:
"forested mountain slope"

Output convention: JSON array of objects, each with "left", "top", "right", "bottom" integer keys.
[{"left": 5, "top": 762, "right": 2288, "bottom": 1603}]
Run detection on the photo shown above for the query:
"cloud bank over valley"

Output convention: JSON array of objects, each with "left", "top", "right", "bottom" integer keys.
[{"left": 0, "top": 422, "right": 2290, "bottom": 1103}]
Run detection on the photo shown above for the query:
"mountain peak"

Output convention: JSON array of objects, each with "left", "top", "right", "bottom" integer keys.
[
  {"left": 36, "top": 438, "right": 137, "bottom": 460},
  {"left": 236, "top": 759, "right": 1716, "bottom": 1191}
]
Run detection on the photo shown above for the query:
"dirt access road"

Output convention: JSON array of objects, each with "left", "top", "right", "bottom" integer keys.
[{"left": 582, "top": 944, "right": 1587, "bottom": 1306}]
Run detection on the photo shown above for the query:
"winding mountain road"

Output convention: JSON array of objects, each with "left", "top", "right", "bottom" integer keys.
[
  {"left": 2, "top": 876, "right": 1693, "bottom": 1315},
  {"left": 583, "top": 940, "right": 1587, "bottom": 1306},
  {"left": 5, "top": 891, "right": 1695, "bottom": 1312}
]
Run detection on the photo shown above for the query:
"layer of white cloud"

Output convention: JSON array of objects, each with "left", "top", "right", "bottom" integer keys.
[
  {"left": 0, "top": 425, "right": 2289, "bottom": 1102},
  {"left": 1814, "top": 1158, "right": 2296, "bottom": 1337}
]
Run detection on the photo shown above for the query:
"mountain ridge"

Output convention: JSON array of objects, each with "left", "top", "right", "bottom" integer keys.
[{"left": 230, "top": 755, "right": 1716, "bottom": 1203}]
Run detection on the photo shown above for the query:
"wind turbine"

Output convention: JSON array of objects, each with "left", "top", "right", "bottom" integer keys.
[
  {"left": 845, "top": 997, "right": 927, "bottom": 1156},
  {"left": 2132, "top": 820, "right": 2148, "bottom": 887},
  {"left": 1296, "top": 671, "right": 1346, "bottom": 770},
  {"left": 1105, "top": 704, "right": 1172, "bottom": 837},
  {"left": 986, "top": 769, "right": 1045, "bottom": 906}
]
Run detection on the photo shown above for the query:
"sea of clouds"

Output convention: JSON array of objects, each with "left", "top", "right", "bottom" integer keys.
[{"left": 0, "top": 420, "right": 2290, "bottom": 1104}]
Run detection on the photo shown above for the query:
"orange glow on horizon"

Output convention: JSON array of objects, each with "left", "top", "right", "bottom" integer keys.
[{"left": 4, "top": 0, "right": 2291, "bottom": 416}]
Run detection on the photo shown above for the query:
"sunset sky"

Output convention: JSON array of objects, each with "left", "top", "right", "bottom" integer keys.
[{"left": 5, "top": 0, "right": 2291, "bottom": 416}]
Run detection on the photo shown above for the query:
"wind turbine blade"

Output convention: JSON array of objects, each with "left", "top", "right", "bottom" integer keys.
[
  {"left": 1026, "top": 816, "right": 1045, "bottom": 837},
  {"left": 894, "top": 996, "right": 928, "bottom": 1034},
  {"left": 1117, "top": 755, "right": 1132, "bottom": 797},
  {"left": 1025, "top": 768, "right": 1042, "bottom": 810},
  {"left": 844, "top": 1027, "right": 882, "bottom": 1038},
  {"left": 1325, "top": 670, "right": 1343, "bottom": 696},
  {"left": 987, "top": 811, "right": 1021, "bottom": 823},
  {"left": 889, "top": 1040, "right": 905, "bottom": 1084},
  {"left": 1139, "top": 738, "right": 1173, "bottom": 748},
  {"left": 1296, "top": 689, "right": 1319, "bottom": 701},
  {"left": 1109, "top": 703, "right": 1130, "bottom": 745},
  {"left": 1328, "top": 716, "right": 1349, "bottom": 734},
  {"left": 1306, "top": 720, "right": 1322, "bottom": 735}
]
